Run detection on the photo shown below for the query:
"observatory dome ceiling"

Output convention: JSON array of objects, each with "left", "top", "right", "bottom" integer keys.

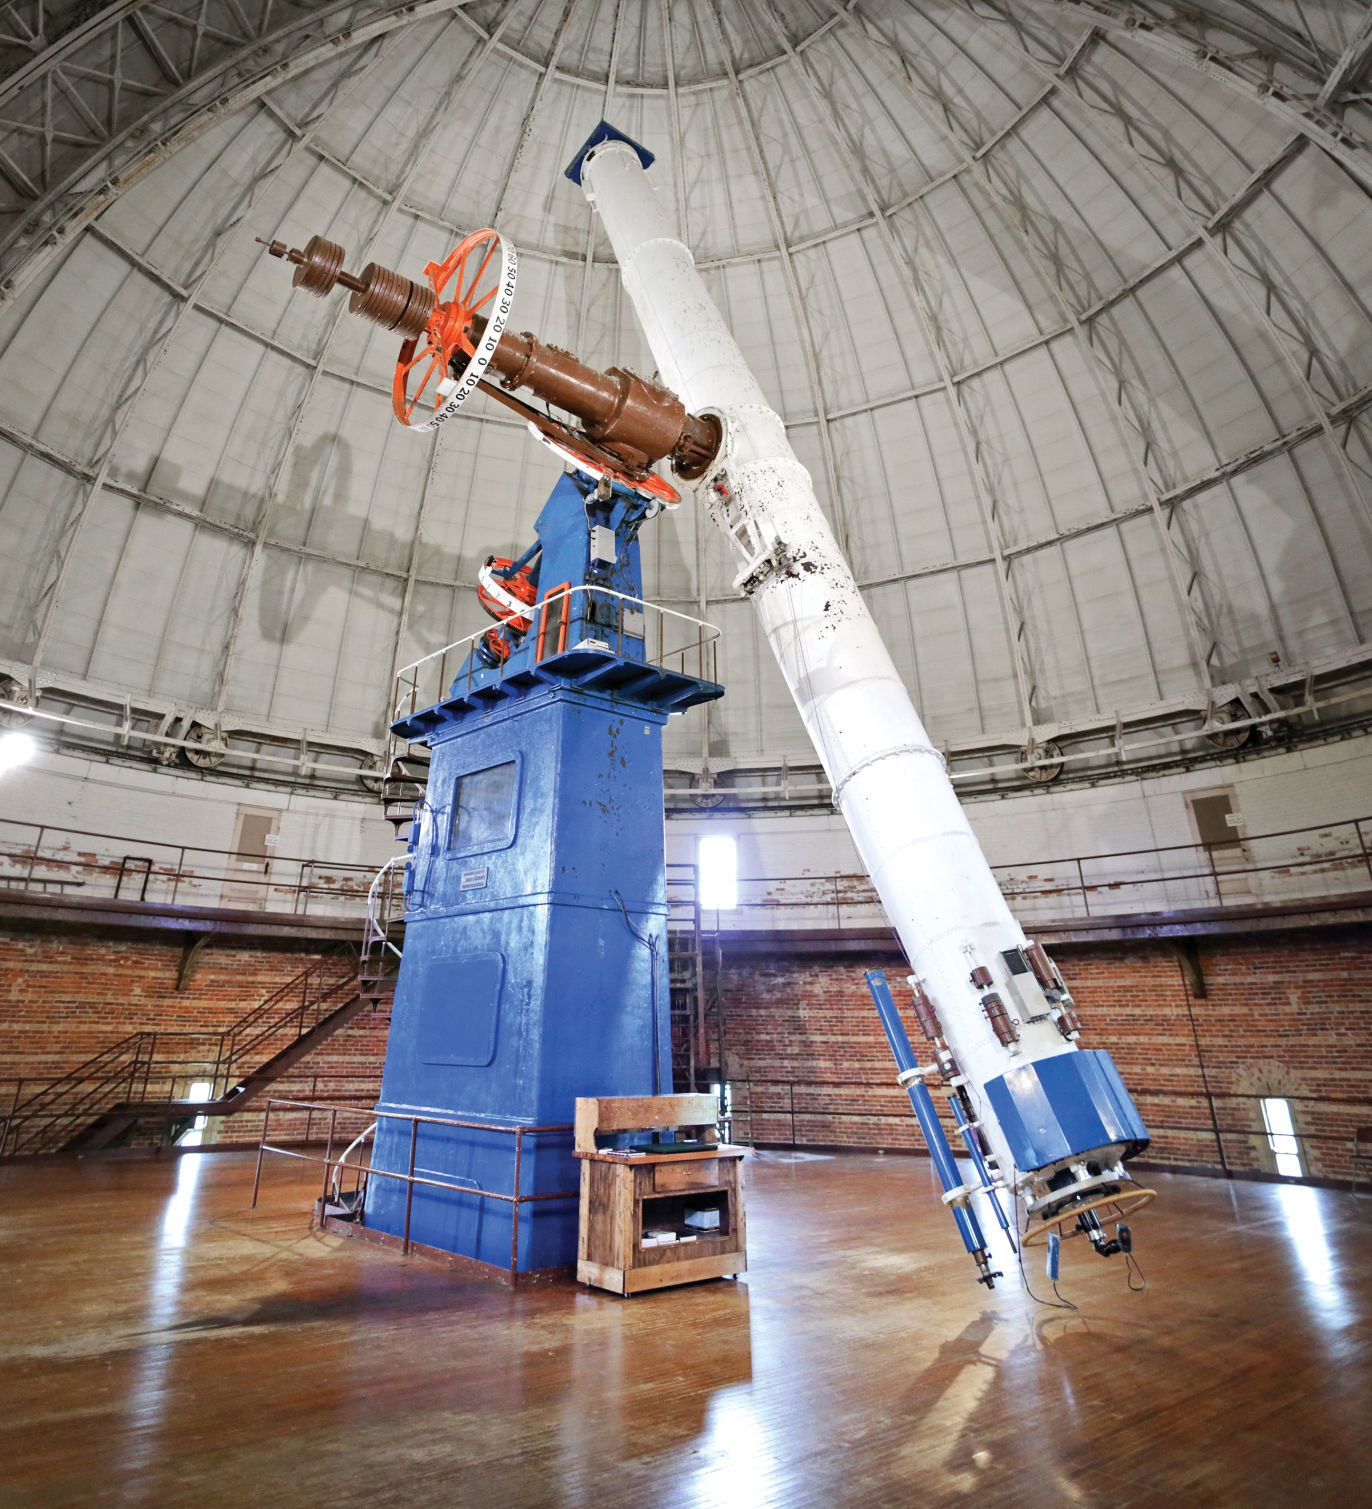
[{"left": 2, "top": 0, "right": 1372, "bottom": 794}]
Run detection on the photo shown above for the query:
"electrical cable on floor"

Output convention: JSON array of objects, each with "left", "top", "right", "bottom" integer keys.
[{"left": 1017, "top": 1232, "right": 1077, "bottom": 1312}]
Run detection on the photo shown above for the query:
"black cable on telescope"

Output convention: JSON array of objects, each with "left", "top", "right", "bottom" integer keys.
[{"left": 1014, "top": 1176, "right": 1077, "bottom": 1312}]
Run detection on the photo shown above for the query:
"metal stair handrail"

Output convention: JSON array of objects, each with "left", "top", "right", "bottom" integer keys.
[
  {"left": 362, "top": 855, "right": 407, "bottom": 976},
  {"left": 5, "top": 1031, "right": 149, "bottom": 1118},
  {"left": 330, "top": 1120, "right": 378, "bottom": 1207},
  {"left": 217, "top": 951, "right": 361, "bottom": 1092},
  {"left": 0, "top": 948, "right": 378, "bottom": 1157},
  {"left": 1, "top": 1033, "right": 157, "bottom": 1155}
]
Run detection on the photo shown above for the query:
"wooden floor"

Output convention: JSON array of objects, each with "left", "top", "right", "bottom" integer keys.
[{"left": 1, "top": 1150, "right": 1368, "bottom": 1508}]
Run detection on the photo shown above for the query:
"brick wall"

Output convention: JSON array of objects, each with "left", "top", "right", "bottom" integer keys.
[
  {"left": 719, "top": 928, "right": 1372, "bottom": 1183},
  {"left": 0, "top": 923, "right": 388, "bottom": 1151},
  {"left": 6, "top": 917, "right": 1368, "bottom": 1178}
]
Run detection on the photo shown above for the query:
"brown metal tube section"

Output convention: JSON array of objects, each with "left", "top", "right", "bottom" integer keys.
[
  {"left": 481, "top": 323, "right": 718, "bottom": 474},
  {"left": 259, "top": 237, "right": 437, "bottom": 339},
  {"left": 934, "top": 1046, "right": 959, "bottom": 1083},
  {"left": 1024, "top": 940, "right": 1059, "bottom": 993},
  {"left": 908, "top": 978, "right": 943, "bottom": 1043},
  {"left": 1054, "top": 1002, "right": 1085, "bottom": 1040},
  {"left": 980, "top": 991, "right": 1020, "bottom": 1047},
  {"left": 1024, "top": 939, "right": 1083, "bottom": 1035},
  {"left": 259, "top": 235, "right": 720, "bottom": 475}
]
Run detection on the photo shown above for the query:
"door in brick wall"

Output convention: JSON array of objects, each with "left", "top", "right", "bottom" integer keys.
[
  {"left": 1187, "top": 788, "right": 1252, "bottom": 901},
  {"left": 221, "top": 806, "right": 280, "bottom": 910}
]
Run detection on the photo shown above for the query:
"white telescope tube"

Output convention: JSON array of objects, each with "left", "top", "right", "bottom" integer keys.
[{"left": 579, "top": 139, "right": 1087, "bottom": 1194}]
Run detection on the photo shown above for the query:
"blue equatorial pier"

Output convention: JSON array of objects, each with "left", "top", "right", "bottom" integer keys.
[{"left": 363, "top": 469, "right": 722, "bottom": 1277}]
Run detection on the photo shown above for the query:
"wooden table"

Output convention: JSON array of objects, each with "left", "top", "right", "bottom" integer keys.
[{"left": 575, "top": 1094, "right": 747, "bottom": 1295}]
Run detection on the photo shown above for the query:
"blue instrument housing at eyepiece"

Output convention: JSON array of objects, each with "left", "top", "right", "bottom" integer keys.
[{"left": 982, "top": 1049, "right": 1150, "bottom": 1174}]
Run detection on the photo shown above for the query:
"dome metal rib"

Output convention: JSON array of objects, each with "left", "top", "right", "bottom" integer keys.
[{"left": 0, "top": 0, "right": 1370, "bottom": 795}]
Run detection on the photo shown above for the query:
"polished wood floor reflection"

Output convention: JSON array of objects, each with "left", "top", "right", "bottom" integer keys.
[{"left": 1, "top": 1148, "right": 1368, "bottom": 1507}]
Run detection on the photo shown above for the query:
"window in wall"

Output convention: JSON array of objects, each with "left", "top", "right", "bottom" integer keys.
[
  {"left": 1261, "top": 1096, "right": 1303, "bottom": 1178},
  {"left": 449, "top": 760, "right": 518, "bottom": 852},
  {"left": 699, "top": 834, "right": 737, "bottom": 910},
  {"left": 177, "top": 1080, "right": 214, "bottom": 1148}
]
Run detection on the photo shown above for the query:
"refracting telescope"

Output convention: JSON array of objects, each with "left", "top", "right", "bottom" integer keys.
[{"left": 259, "top": 124, "right": 1154, "bottom": 1286}]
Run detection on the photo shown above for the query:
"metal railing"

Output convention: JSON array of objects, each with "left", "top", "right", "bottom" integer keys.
[
  {"left": 2, "top": 805, "right": 1366, "bottom": 941},
  {"left": 727, "top": 1078, "right": 1372, "bottom": 1182},
  {"left": 697, "top": 814, "right": 1372, "bottom": 930},
  {"left": 363, "top": 854, "right": 408, "bottom": 968},
  {"left": 0, "top": 816, "right": 402, "bottom": 918},
  {"left": 0, "top": 1034, "right": 156, "bottom": 1158},
  {"left": 0, "top": 1067, "right": 391, "bottom": 1153},
  {"left": 392, "top": 585, "right": 721, "bottom": 721},
  {"left": 0, "top": 951, "right": 369, "bottom": 1157},
  {"left": 253, "top": 1098, "right": 576, "bottom": 1272}
]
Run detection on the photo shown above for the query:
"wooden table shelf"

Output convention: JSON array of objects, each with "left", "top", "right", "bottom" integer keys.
[{"left": 575, "top": 1094, "right": 747, "bottom": 1296}]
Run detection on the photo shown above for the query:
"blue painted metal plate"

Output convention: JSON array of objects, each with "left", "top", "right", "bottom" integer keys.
[
  {"left": 564, "top": 119, "right": 655, "bottom": 184},
  {"left": 982, "top": 1049, "right": 1150, "bottom": 1174},
  {"left": 416, "top": 951, "right": 503, "bottom": 1067}
]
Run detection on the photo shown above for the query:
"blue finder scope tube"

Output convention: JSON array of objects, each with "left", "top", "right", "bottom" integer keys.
[
  {"left": 865, "top": 970, "right": 997, "bottom": 1285},
  {"left": 948, "top": 1093, "right": 1013, "bottom": 1244}
]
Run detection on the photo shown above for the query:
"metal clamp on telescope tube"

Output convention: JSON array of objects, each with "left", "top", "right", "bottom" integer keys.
[
  {"left": 865, "top": 970, "right": 1002, "bottom": 1288},
  {"left": 948, "top": 1094, "right": 1014, "bottom": 1246}
]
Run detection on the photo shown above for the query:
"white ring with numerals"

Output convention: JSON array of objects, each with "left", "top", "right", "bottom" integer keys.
[{"left": 413, "top": 235, "right": 518, "bottom": 433}]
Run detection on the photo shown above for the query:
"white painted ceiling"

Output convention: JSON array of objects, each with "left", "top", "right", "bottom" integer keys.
[{"left": 2, "top": 0, "right": 1371, "bottom": 790}]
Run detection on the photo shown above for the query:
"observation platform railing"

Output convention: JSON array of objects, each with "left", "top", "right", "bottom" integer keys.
[
  {"left": 0, "top": 814, "right": 1368, "bottom": 935},
  {"left": 0, "top": 816, "right": 401, "bottom": 919},
  {"left": 391, "top": 585, "right": 720, "bottom": 722},
  {"left": 703, "top": 814, "right": 1372, "bottom": 932}
]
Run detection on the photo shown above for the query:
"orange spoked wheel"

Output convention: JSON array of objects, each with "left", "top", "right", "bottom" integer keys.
[
  {"left": 473, "top": 555, "right": 537, "bottom": 671},
  {"left": 478, "top": 626, "right": 513, "bottom": 666},
  {"left": 392, "top": 228, "right": 517, "bottom": 432}
]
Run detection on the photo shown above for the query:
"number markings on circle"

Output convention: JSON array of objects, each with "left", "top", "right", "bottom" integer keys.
[{"left": 393, "top": 233, "right": 518, "bottom": 432}]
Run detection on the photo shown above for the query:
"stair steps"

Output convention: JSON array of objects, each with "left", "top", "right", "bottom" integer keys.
[{"left": 5, "top": 954, "right": 397, "bottom": 1158}]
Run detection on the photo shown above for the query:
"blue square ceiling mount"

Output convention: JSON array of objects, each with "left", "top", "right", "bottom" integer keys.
[{"left": 564, "top": 120, "right": 655, "bottom": 185}]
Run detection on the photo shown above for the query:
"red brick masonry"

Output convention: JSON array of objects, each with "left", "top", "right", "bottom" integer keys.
[
  {"left": 3, "top": 921, "right": 1368, "bottom": 1176},
  {"left": 0, "top": 924, "right": 389, "bottom": 1148},
  {"left": 718, "top": 928, "right": 1372, "bottom": 1181}
]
